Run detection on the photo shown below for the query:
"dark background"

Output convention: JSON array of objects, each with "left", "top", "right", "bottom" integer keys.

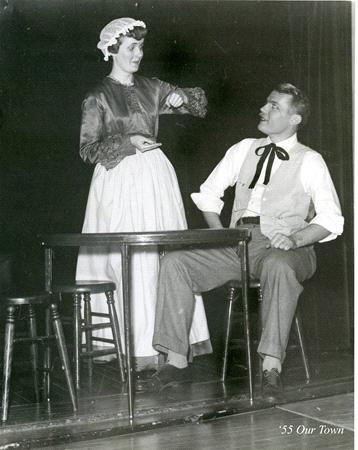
[{"left": 0, "top": 1, "right": 353, "bottom": 352}]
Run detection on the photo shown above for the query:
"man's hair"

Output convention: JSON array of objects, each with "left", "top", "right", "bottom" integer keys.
[
  {"left": 275, "top": 83, "right": 310, "bottom": 127},
  {"left": 108, "top": 26, "right": 147, "bottom": 54}
]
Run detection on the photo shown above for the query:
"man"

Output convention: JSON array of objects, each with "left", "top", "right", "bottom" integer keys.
[{"left": 151, "top": 83, "right": 344, "bottom": 402}]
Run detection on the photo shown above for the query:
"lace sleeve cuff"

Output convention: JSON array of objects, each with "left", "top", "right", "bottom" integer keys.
[
  {"left": 181, "top": 87, "right": 208, "bottom": 118},
  {"left": 97, "top": 135, "right": 136, "bottom": 168},
  {"left": 81, "top": 134, "right": 136, "bottom": 169}
]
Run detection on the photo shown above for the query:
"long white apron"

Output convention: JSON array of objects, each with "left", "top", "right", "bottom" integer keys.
[{"left": 76, "top": 148, "right": 210, "bottom": 357}]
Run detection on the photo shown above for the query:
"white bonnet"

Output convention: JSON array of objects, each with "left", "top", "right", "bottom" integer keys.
[{"left": 97, "top": 17, "right": 146, "bottom": 61}]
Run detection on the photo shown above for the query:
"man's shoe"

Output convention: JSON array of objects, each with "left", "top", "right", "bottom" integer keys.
[
  {"left": 147, "top": 364, "right": 190, "bottom": 393},
  {"left": 262, "top": 368, "right": 285, "bottom": 404},
  {"left": 134, "top": 369, "right": 156, "bottom": 392}
]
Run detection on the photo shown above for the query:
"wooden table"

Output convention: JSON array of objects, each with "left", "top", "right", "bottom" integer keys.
[{"left": 41, "top": 228, "right": 251, "bottom": 426}]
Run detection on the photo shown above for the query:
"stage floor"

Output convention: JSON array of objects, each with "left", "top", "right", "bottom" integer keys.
[
  {"left": 49, "top": 393, "right": 354, "bottom": 450},
  {"left": 0, "top": 346, "right": 353, "bottom": 449}
]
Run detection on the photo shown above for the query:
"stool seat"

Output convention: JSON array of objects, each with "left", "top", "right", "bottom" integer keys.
[
  {"left": 227, "top": 279, "right": 261, "bottom": 290},
  {"left": 52, "top": 280, "right": 116, "bottom": 294},
  {"left": 5, "top": 292, "right": 54, "bottom": 306}
]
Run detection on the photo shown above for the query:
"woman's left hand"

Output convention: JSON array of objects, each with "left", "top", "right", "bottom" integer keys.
[{"left": 166, "top": 92, "right": 187, "bottom": 108}]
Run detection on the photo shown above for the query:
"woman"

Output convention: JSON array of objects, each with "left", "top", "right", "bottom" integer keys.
[{"left": 76, "top": 18, "right": 212, "bottom": 371}]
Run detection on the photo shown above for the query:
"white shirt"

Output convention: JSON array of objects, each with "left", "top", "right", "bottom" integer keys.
[{"left": 191, "top": 134, "right": 344, "bottom": 242}]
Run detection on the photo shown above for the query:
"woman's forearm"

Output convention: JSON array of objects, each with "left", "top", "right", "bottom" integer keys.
[
  {"left": 202, "top": 211, "right": 224, "bottom": 229},
  {"left": 80, "top": 134, "right": 136, "bottom": 166}
]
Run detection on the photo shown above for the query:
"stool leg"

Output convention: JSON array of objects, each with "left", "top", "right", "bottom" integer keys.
[
  {"left": 294, "top": 312, "right": 311, "bottom": 384},
  {"left": 222, "top": 287, "right": 236, "bottom": 382},
  {"left": 257, "top": 288, "right": 263, "bottom": 385},
  {"left": 83, "top": 293, "right": 93, "bottom": 385},
  {"left": 42, "top": 307, "right": 52, "bottom": 402},
  {"left": 50, "top": 303, "right": 78, "bottom": 412},
  {"left": 105, "top": 290, "right": 126, "bottom": 382},
  {"left": 2, "top": 306, "right": 16, "bottom": 422},
  {"left": 73, "top": 293, "right": 82, "bottom": 391},
  {"left": 28, "top": 305, "right": 40, "bottom": 403}
]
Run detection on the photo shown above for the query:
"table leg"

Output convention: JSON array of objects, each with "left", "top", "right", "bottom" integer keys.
[
  {"left": 121, "top": 244, "right": 134, "bottom": 426},
  {"left": 239, "top": 240, "right": 253, "bottom": 405}
]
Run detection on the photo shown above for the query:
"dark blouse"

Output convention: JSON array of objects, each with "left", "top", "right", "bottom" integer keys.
[{"left": 79, "top": 75, "right": 207, "bottom": 169}]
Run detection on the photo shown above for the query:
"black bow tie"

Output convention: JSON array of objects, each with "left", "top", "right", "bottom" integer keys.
[{"left": 248, "top": 143, "right": 289, "bottom": 189}]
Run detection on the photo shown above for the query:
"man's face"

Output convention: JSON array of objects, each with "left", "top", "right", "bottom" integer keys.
[{"left": 257, "top": 91, "right": 301, "bottom": 141}]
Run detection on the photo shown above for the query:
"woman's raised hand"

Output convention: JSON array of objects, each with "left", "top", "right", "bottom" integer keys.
[
  {"left": 166, "top": 92, "right": 187, "bottom": 109},
  {"left": 130, "top": 134, "right": 161, "bottom": 152}
]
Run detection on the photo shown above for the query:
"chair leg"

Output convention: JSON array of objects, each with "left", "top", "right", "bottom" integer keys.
[
  {"left": 42, "top": 307, "right": 51, "bottom": 402},
  {"left": 221, "top": 287, "right": 236, "bottom": 382},
  {"left": 2, "top": 306, "right": 16, "bottom": 422},
  {"left": 50, "top": 303, "right": 78, "bottom": 412},
  {"left": 105, "top": 290, "right": 126, "bottom": 382},
  {"left": 294, "top": 312, "right": 311, "bottom": 384},
  {"left": 73, "top": 293, "right": 82, "bottom": 391},
  {"left": 28, "top": 305, "right": 40, "bottom": 403},
  {"left": 83, "top": 293, "right": 93, "bottom": 385}
]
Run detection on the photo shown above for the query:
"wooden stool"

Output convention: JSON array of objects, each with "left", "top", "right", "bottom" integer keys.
[
  {"left": 222, "top": 279, "right": 311, "bottom": 390},
  {"left": 1, "top": 292, "right": 77, "bottom": 422},
  {"left": 52, "top": 281, "right": 126, "bottom": 391}
]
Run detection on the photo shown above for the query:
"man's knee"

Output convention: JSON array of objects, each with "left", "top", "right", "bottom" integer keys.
[
  {"left": 160, "top": 250, "right": 191, "bottom": 275},
  {"left": 260, "top": 250, "right": 296, "bottom": 278}
]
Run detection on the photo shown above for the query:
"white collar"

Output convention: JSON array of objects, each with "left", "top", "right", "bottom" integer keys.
[{"left": 266, "top": 133, "right": 298, "bottom": 152}]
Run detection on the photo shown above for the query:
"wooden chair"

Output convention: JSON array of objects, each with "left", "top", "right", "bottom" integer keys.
[
  {"left": 222, "top": 279, "right": 311, "bottom": 394},
  {"left": 52, "top": 281, "right": 126, "bottom": 391},
  {"left": 1, "top": 292, "right": 77, "bottom": 422}
]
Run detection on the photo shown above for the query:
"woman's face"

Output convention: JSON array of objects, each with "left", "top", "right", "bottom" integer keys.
[{"left": 112, "top": 36, "right": 144, "bottom": 74}]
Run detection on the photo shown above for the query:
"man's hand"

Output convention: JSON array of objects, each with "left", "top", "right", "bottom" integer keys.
[
  {"left": 267, "top": 233, "right": 297, "bottom": 251},
  {"left": 166, "top": 92, "right": 187, "bottom": 109},
  {"left": 267, "top": 225, "right": 331, "bottom": 250},
  {"left": 130, "top": 135, "right": 160, "bottom": 152}
]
